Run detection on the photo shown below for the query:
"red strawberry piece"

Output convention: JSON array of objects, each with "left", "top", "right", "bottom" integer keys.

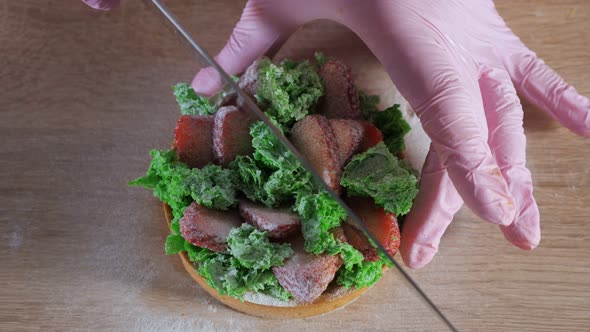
[
  {"left": 174, "top": 115, "right": 215, "bottom": 169},
  {"left": 329, "top": 119, "right": 365, "bottom": 166},
  {"left": 179, "top": 202, "right": 244, "bottom": 253},
  {"left": 343, "top": 197, "right": 400, "bottom": 260},
  {"left": 318, "top": 60, "right": 362, "bottom": 120},
  {"left": 358, "top": 122, "right": 384, "bottom": 153},
  {"left": 238, "top": 57, "right": 264, "bottom": 97},
  {"left": 272, "top": 234, "right": 343, "bottom": 304},
  {"left": 239, "top": 200, "right": 300, "bottom": 239},
  {"left": 341, "top": 223, "right": 379, "bottom": 262},
  {"left": 213, "top": 105, "right": 255, "bottom": 166},
  {"left": 291, "top": 115, "right": 342, "bottom": 193}
]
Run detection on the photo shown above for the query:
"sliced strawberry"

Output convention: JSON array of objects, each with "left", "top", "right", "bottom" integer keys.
[
  {"left": 174, "top": 115, "right": 215, "bottom": 169},
  {"left": 272, "top": 234, "right": 343, "bottom": 304},
  {"left": 358, "top": 122, "right": 384, "bottom": 153},
  {"left": 341, "top": 223, "right": 379, "bottom": 262},
  {"left": 239, "top": 200, "right": 300, "bottom": 239},
  {"left": 213, "top": 105, "right": 255, "bottom": 166},
  {"left": 318, "top": 60, "right": 362, "bottom": 120},
  {"left": 291, "top": 115, "right": 342, "bottom": 193},
  {"left": 329, "top": 119, "right": 365, "bottom": 166},
  {"left": 238, "top": 57, "right": 264, "bottom": 97},
  {"left": 343, "top": 197, "right": 400, "bottom": 260},
  {"left": 179, "top": 202, "right": 243, "bottom": 252}
]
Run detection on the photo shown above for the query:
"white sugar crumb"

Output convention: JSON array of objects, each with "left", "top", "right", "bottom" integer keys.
[
  {"left": 7, "top": 225, "right": 23, "bottom": 249},
  {"left": 242, "top": 291, "right": 297, "bottom": 307},
  {"left": 134, "top": 313, "right": 216, "bottom": 332}
]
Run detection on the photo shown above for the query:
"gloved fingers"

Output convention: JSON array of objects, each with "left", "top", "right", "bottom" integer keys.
[
  {"left": 411, "top": 71, "right": 516, "bottom": 226},
  {"left": 192, "top": 1, "right": 297, "bottom": 95},
  {"left": 370, "top": 42, "right": 515, "bottom": 225},
  {"left": 507, "top": 51, "right": 590, "bottom": 137},
  {"left": 400, "top": 146, "right": 464, "bottom": 269},
  {"left": 81, "top": 0, "right": 120, "bottom": 10},
  {"left": 480, "top": 67, "right": 541, "bottom": 249}
]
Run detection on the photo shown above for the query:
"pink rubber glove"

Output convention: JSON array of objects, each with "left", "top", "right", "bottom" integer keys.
[{"left": 191, "top": 0, "right": 589, "bottom": 268}]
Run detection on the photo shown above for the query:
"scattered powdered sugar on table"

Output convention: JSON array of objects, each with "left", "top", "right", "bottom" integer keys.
[
  {"left": 42, "top": 200, "right": 261, "bottom": 331},
  {"left": 132, "top": 301, "right": 216, "bottom": 332},
  {"left": 7, "top": 225, "right": 23, "bottom": 250}
]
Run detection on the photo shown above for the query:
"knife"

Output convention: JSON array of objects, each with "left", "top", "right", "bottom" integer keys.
[{"left": 148, "top": 1, "right": 456, "bottom": 330}]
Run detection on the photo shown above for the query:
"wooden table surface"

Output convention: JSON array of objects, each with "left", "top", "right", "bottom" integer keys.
[{"left": 1, "top": 1, "right": 589, "bottom": 331}]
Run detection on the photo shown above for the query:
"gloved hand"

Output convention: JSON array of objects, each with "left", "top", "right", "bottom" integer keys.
[{"left": 87, "top": 0, "right": 590, "bottom": 268}]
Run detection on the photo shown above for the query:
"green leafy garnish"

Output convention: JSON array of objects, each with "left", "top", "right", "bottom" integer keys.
[
  {"left": 370, "top": 104, "right": 411, "bottom": 156},
  {"left": 341, "top": 143, "right": 418, "bottom": 215},
  {"left": 232, "top": 122, "right": 313, "bottom": 207},
  {"left": 256, "top": 58, "right": 323, "bottom": 127},
  {"left": 185, "top": 240, "right": 216, "bottom": 262},
  {"left": 337, "top": 259, "right": 385, "bottom": 289},
  {"left": 129, "top": 150, "right": 238, "bottom": 211},
  {"left": 293, "top": 191, "right": 348, "bottom": 254},
  {"left": 129, "top": 149, "right": 192, "bottom": 222},
  {"left": 164, "top": 234, "right": 186, "bottom": 255},
  {"left": 185, "top": 224, "right": 293, "bottom": 300},
  {"left": 358, "top": 90, "right": 380, "bottom": 117},
  {"left": 173, "top": 83, "right": 216, "bottom": 116},
  {"left": 227, "top": 224, "right": 294, "bottom": 270},
  {"left": 184, "top": 164, "right": 238, "bottom": 210},
  {"left": 314, "top": 52, "right": 331, "bottom": 67},
  {"left": 358, "top": 90, "right": 411, "bottom": 156}
]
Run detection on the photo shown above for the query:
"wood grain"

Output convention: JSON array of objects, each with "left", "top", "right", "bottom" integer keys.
[{"left": 0, "top": 1, "right": 589, "bottom": 331}]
